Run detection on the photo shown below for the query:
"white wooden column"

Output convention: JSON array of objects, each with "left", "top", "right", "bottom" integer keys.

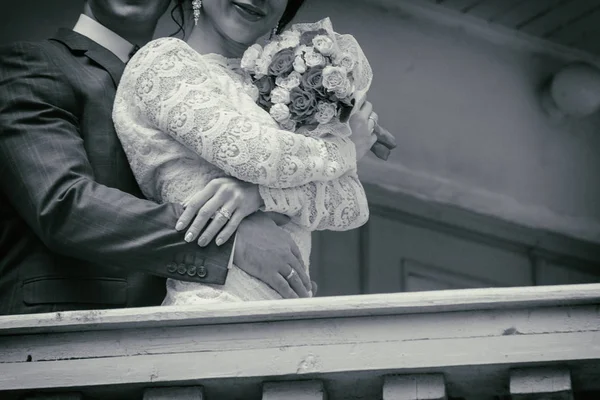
[
  {"left": 262, "top": 380, "right": 326, "bottom": 400},
  {"left": 383, "top": 374, "right": 447, "bottom": 400},
  {"left": 510, "top": 368, "right": 573, "bottom": 400},
  {"left": 143, "top": 386, "right": 204, "bottom": 400}
]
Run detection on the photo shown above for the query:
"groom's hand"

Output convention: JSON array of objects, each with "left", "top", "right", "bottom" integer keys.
[{"left": 234, "top": 213, "right": 312, "bottom": 299}]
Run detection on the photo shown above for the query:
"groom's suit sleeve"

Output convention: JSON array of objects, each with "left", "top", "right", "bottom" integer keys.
[{"left": 0, "top": 42, "right": 232, "bottom": 285}]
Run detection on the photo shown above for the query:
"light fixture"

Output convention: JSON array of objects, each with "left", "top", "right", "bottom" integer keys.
[{"left": 541, "top": 62, "right": 600, "bottom": 119}]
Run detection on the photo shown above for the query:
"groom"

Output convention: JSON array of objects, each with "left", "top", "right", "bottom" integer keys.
[{"left": 0, "top": 0, "right": 310, "bottom": 315}]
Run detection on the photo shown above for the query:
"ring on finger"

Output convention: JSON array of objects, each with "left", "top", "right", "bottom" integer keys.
[
  {"left": 216, "top": 207, "right": 232, "bottom": 220},
  {"left": 368, "top": 120, "right": 376, "bottom": 133},
  {"left": 285, "top": 268, "right": 296, "bottom": 281},
  {"left": 369, "top": 112, "right": 379, "bottom": 125}
]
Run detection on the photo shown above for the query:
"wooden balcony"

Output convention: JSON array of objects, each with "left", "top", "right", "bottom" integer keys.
[{"left": 1, "top": 284, "right": 599, "bottom": 399}]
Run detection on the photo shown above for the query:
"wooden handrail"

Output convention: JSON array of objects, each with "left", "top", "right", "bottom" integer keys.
[
  {"left": 0, "top": 284, "right": 599, "bottom": 398},
  {"left": 1, "top": 283, "right": 599, "bottom": 334}
]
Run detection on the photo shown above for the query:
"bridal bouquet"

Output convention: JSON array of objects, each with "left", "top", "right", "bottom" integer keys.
[{"left": 240, "top": 18, "right": 364, "bottom": 134}]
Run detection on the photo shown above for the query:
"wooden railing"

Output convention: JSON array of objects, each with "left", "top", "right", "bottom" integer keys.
[{"left": 1, "top": 284, "right": 599, "bottom": 399}]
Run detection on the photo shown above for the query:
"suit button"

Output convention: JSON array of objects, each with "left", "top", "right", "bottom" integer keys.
[
  {"left": 197, "top": 266, "right": 207, "bottom": 278},
  {"left": 187, "top": 266, "right": 197, "bottom": 277},
  {"left": 167, "top": 263, "right": 177, "bottom": 273},
  {"left": 177, "top": 264, "right": 187, "bottom": 275}
]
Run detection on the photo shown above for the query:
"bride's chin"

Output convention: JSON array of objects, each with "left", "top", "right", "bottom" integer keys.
[
  {"left": 221, "top": 20, "right": 269, "bottom": 44},
  {"left": 225, "top": 30, "right": 267, "bottom": 48}
]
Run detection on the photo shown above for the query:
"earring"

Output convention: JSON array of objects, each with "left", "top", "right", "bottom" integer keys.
[
  {"left": 192, "top": 0, "right": 202, "bottom": 26},
  {"left": 270, "top": 21, "right": 280, "bottom": 39}
]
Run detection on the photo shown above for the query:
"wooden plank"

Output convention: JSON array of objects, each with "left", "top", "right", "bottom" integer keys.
[
  {"left": 367, "top": 0, "right": 600, "bottom": 68},
  {"left": 383, "top": 374, "right": 447, "bottom": 399},
  {"left": 1, "top": 284, "right": 599, "bottom": 335},
  {"left": 518, "top": 0, "right": 598, "bottom": 37},
  {"left": 0, "top": 331, "right": 596, "bottom": 392},
  {"left": 510, "top": 368, "right": 574, "bottom": 400},
  {"left": 489, "top": 0, "right": 562, "bottom": 27},
  {"left": 2, "top": 306, "right": 595, "bottom": 364},
  {"left": 143, "top": 386, "right": 204, "bottom": 400},
  {"left": 0, "top": 303, "right": 597, "bottom": 392},
  {"left": 262, "top": 381, "right": 326, "bottom": 400}
]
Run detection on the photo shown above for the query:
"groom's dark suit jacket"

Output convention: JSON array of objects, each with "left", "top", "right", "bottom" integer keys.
[{"left": 0, "top": 29, "right": 233, "bottom": 315}]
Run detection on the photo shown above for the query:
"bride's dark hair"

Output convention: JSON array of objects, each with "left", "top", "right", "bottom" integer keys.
[{"left": 171, "top": 0, "right": 306, "bottom": 38}]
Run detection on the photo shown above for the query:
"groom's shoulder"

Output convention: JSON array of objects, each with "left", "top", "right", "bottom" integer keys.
[
  {"left": 0, "top": 37, "right": 69, "bottom": 70},
  {"left": 0, "top": 38, "right": 77, "bottom": 104}
]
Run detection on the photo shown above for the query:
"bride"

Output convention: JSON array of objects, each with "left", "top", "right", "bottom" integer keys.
[{"left": 113, "top": 0, "right": 383, "bottom": 304}]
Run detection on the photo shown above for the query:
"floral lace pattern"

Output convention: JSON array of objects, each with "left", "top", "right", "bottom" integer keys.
[{"left": 113, "top": 38, "right": 371, "bottom": 304}]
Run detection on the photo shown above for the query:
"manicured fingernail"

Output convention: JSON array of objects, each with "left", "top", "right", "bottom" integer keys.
[
  {"left": 216, "top": 238, "right": 223, "bottom": 246},
  {"left": 198, "top": 237, "right": 208, "bottom": 246},
  {"left": 185, "top": 232, "right": 194, "bottom": 243},
  {"left": 176, "top": 222, "right": 184, "bottom": 231}
]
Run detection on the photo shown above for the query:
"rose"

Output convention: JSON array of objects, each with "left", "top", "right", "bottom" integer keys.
[
  {"left": 268, "top": 48, "right": 296, "bottom": 76},
  {"left": 270, "top": 87, "right": 291, "bottom": 104},
  {"left": 314, "top": 101, "right": 337, "bottom": 124},
  {"left": 288, "top": 87, "right": 318, "bottom": 121},
  {"left": 243, "top": 80, "right": 260, "bottom": 102},
  {"left": 334, "top": 52, "right": 356, "bottom": 72},
  {"left": 278, "top": 30, "right": 301, "bottom": 49},
  {"left": 262, "top": 41, "right": 280, "bottom": 59},
  {"left": 312, "top": 35, "right": 335, "bottom": 56},
  {"left": 254, "top": 55, "right": 273, "bottom": 77},
  {"left": 257, "top": 97, "right": 272, "bottom": 111},
  {"left": 254, "top": 76, "right": 275, "bottom": 109},
  {"left": 301, "top": 66, "right": 324, "bottom": 91},
  {"left": 300, "top": 28, "right": 328, "bottom": 46},
  {"left": 294, "top": 45, "right": 310, "bottom": 57},
  {"left": 293, "top": 56, "right": 306, "bottom": 74},
  {"left": 334, "top": 81, "right": 354, "bottom": 99},
  {"left": 241, "top": 43, "right": 263, "bottom": 71},
  {"left": 270, "top": 103, "right": 291, "bottom": 122},
  {"left": 280, "top": 118, "right": 297, "bottom": 132},
  {"left": 275, "top": 71, "right": 301, "bottom": 90},
  {"left": 254, "top": 75, "right": 275, "bottom": 97},
  {"left": 322, "top": 66, "right": 349, "bottom": 93},
  {"left": 304, "top": 48, "right": 326, "bottom": 68}
]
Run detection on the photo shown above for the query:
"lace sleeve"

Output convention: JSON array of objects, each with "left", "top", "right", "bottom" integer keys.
[
  {"left": 120, "top": 37, "right": 357, "bottom": 189},
  {"left": 258, "top": 169, "right": 369, "bottom": 231}
]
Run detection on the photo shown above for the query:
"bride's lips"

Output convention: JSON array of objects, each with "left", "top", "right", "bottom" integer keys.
[{"left": 231, "top": 1, "right": 267, "bottom": 22}]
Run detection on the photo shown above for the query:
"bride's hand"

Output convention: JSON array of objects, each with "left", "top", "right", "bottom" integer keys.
[
  {"left": 349, "top": 97, "right": 378, "bottom": 160},
  {"left": 175, "top": 177, "right": 264, "bottom": 247}
]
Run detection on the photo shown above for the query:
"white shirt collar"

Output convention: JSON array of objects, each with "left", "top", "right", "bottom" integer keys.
[{"left": 73, "top": 14, "right": 135, "bottom": 63}]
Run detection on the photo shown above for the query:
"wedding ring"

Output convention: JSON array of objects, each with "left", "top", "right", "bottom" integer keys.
[
  {"left": 369, "top": 112, "right": 379, "bottom": 125},
  {"left": 285, "top": 269, "right": 296, "bottom": 281},
  {"left": 216, "top": 207, "right": 232, "bottom": 220},
  {"left": 368, "top": 112, "right": 378, "bottom": 133}
]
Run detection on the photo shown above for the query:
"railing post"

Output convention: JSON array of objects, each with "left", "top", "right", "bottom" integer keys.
[
  {"left": 143, "top": 386, "right": 205, "bottom": 399},
  {"left": 262, "top": 380, "right": 327, "bottom": 400},
  {"left": 510, "top": 368, "right": 574, "bottom": 400},
  {"left": 383, "top": 374, "right": 447, "bottom": 400}
]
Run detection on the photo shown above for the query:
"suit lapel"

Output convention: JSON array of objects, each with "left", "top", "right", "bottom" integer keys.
[{"left": 50, "top": 28, "right": 126, "bottom": 87}]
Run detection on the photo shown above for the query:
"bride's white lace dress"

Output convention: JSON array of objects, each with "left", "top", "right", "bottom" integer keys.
[{"left": 113, "top": 33, "right": 372, "bottom": 304}]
